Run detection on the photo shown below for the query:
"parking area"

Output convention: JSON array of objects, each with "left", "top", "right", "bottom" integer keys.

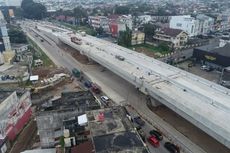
[{"left": 176, "top": 60, "right": 221, "bottom": 83}]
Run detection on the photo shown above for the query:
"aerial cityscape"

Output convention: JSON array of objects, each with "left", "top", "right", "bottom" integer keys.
[{"left": 0, "top": 0, "right": 230, "bottom": 153}]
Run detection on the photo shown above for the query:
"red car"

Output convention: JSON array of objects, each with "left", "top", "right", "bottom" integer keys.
[{"left": 148, "top": 136, "right": 160, "bottom": 148}]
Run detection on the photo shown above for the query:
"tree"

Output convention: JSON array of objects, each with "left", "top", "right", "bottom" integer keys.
[
  {"left": 21, "top": 0, "right": 47, "bottom": 20},
  {"left": 158, "top": 42, "right": 170, "bottom": 52},
  {"left": 143, "top": 23, "right": 156, "bottom": 41},
  {"left": 118, "top": 26, "right": 132, "bottom": 47},
  {"left": 96, "top": 26, "right": 104, "bottom": 35},
  {"left": 114, "top": 5, "right": 130, "bottom": 15},
  {"left": 73, "top": 6, "right": 87, "bottom": 25},
  {"left": 8, "top": 28, "right": 27, "bottom": 43}
]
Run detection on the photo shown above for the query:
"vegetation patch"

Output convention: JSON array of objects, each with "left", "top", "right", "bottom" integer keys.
[{"left": 27, "top": 37, "right": 54, "bottom": 68}]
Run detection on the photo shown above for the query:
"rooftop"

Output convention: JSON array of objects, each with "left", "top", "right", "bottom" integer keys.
[
  {"left": 71, "top": 140, "right": 95, "bottom": 153},
  {"left": 156, "top": 28, "right": 184, "bottom": 37},
  {"left": 197, "top": 43, "right": 230, "bottom": 57},
  {"left": 11, "top": 43, "right": 28, "bottom": 49},
  {"left": 88, "top": 107, "right": 147, "bottom": 153},
  {"left": 39, "top": 91, "right": 100, "bottom": 113},
  {"left": 88, "top": 107, "right": 133, "bottom": 137},
  {"left": 0, "top": 88, "right": 26, "bottom": 104}
]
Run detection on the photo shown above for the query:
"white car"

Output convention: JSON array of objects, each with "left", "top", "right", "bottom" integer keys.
[{"left": 100, "top": 96, "right": 109, "bottom": 102}]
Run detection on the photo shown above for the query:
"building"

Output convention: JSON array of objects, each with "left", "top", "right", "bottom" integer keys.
[
  {"left": 137, "top": 15, "right": 152, "bottom": 24},
  {"left": 12, "top": 44, "right": 30, "bottom": 62},
  {"left": 0, "top": 89, "right": 32, "bottom": 141},
  {"left": 0, "top": 11, "right": 11, "bottom": 52},
  {"left": 88, "top": 16, "right": 109, "bottom": 32},
  {"left": 196, "top": 14, "right": 214, "bottom": 35},
  {"left": 88, "top": 107, "right": 147, "bottom": 153},
  {"left": 0, "top": 138, "right": 7, "bottom": 153},
  {"left": 131, "top": 31, "right": 145, "bottom": 45},
  {"left": 0, "top": 0, "right": 22, "bottom": 7},
  {"left": 109, "top": 15, "right": 132, "bottom": 37},
  {"left": 193, "top": 42, "right": 230, "bottom": 69},
  {"left": 170, "top": 15, "right": 199, "bottom": 37},
  {"left": 36, "top": 91, "right": 100, "bottom": 148},
  {"left": 153, "top": 28, "right": 188, "bottom": 49}
]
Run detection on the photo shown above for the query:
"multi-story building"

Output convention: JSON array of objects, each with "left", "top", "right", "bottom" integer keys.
[
  {"left": 153, "top": 28, "right": 188, "bottom": 49},
  {"left": 0, "top": 89, "right": 32, "bottom": 141},
  {"left": 88, "top": 16, "right": 109, "bottom": 32},
  {"left": 0, "top": 0, "right": 22, "bottom": 7},
  {"left": 196, "top": 14, "right": 214, "bottom": 35},
  {"left": 0, "top": 11, "right": 11, "bottom": 53},
  {"left": 137, "top": 15, "right": 152, "bottom": 24},
  {"left": 131, "top": 31, "right": 145, "bottom": 45},
  {"left": 169, "top": 15, "right": 199, "bottom": 37},
  {"left": 109, "top": 15, "right": 132, "bottom": 37}
]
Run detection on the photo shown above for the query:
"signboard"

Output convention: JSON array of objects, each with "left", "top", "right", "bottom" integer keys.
[
  {"left": 9, "top": 9, "right": 14, "bottom": 18},
  {"left": 205, "top": 55, "right": 216, "bottom": 61}
]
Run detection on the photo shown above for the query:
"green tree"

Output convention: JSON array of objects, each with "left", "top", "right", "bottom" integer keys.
[
  {"left": 158, "top": 42, "right": 170, "bottom": 52},
  {"left": 8, "top": 28, "right": 27, "bottom": 43},
  {"left": 115, "top": 5, "right": 130, "bottom": 15},
  {"left": 96, "top": 26, "right": 104, "bottom": 35},
  {"left": 143, "top": 23, "right": 156, "bottom": 41},
  {"left": 73, "top": 6, "right": 87, "bottom": 25},
  {"left": 21, "top": 0, "right": 47, "bottom": 20},
  {"left": 118, "top": 26, "right": 132, "bottom": 47}
]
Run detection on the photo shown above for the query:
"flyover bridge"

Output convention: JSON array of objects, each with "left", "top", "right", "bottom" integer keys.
[{"left": 37, "top": 24, "right": 230, "bottom": 149}]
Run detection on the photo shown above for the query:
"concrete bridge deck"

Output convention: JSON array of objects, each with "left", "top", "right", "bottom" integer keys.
[{"left": 37, "top": 24, "right": 230, "bottom": 149}]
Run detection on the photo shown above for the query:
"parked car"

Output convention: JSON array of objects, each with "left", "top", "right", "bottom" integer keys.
[
  {"left": 84, "top": 80, "right": 92, "bottom": 88},
  {"left": 148, "top": 136, "right": 160, "bottom": 148},
  {"left": 100, "top": 96, "right": 109, "bottom": 102},
  {"left": 200, "top": 65, "right": 213, "bottom": 71},
  {"left": 133, "top": 116, "right": 145, "bottom": 126},
  {"left": 149, "top": 129, "right": 163, "bottom": 141},
  {"left": 164, "top": 142, "right": 180, "bottom": 153}
]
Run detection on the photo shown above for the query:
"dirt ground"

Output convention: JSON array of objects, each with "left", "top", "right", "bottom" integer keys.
[
  {"left": 9, "top": 119, "right": 38, "bottom": 153},
  {"left": 59, "top": 43, "right": 89, "bottom": 64},
  {"left": 132, "top": 47, "right": 158, "bottom": 58}
]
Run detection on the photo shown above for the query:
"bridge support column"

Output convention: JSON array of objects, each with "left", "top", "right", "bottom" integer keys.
[
  {"left": 150, "top": 97, "right": 162, "bottom": 107},
  {"left": 146, "top": 95, "right": 162, "bottom": 107}
]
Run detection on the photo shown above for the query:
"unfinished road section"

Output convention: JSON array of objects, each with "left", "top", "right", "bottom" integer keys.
[{"left": 36, "top": 23, "right": 230, "bottom": 149}]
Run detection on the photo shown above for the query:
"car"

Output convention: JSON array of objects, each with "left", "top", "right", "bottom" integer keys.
[
  {"left": 100, "top": 96, "right": 109, "bottom": 102},
  {"left": 164, "top": 142, "right": 180, "bottom": 153},
  {"left": 133, "top": 116, "right": 145, "bottom": 126},
  {"left": 149, "top": 129, "right": 163, "bottom": 141},
  {"left": 200, "top": 65, "right": 213, "bottom": 71},
  {"left": 148, "top": 136, "right": 160, "bottom": 148}
]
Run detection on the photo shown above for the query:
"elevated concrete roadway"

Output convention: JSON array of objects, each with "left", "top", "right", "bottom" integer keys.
[{"left": 36, "top": 23, "right": 230, "bottom": 149}]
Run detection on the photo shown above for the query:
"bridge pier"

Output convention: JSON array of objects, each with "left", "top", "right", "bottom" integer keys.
[{"left": 146, "top": 95, "right": 162, "bottom": 107}]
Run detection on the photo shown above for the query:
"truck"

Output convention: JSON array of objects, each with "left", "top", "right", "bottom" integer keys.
[
  {"left": 71, "top": 37, "right": 82, "bottom": 45},
  {"left": 72, "top": 68, "right": 81, "bottom": 78}
]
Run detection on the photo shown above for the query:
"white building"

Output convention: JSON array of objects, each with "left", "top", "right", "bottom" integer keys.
[
  {"left": 119, "top": 15, "right": 132, "bottom": 30},
  {"left": 88, "top": 16, "right": 109, "bottom": 32},
  {"left": 138, "top": 15, "right": 152, "bottom": 24},
  {"left": 196, "top": 14, "right": 214, "bottom": 35},
  {"left": 170, "top": 15, "right": 199, "bottom": 37},
  {"left": 2, "top": 0, "right": 22, "bottom": 7}
]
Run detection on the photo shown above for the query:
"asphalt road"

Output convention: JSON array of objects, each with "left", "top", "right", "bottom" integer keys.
[
  {"left": 22, "top": 24, "right": 171, "bottom": 153},
  {"left": 21, "top": 21, "right": 227, "bottom": 153}
]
